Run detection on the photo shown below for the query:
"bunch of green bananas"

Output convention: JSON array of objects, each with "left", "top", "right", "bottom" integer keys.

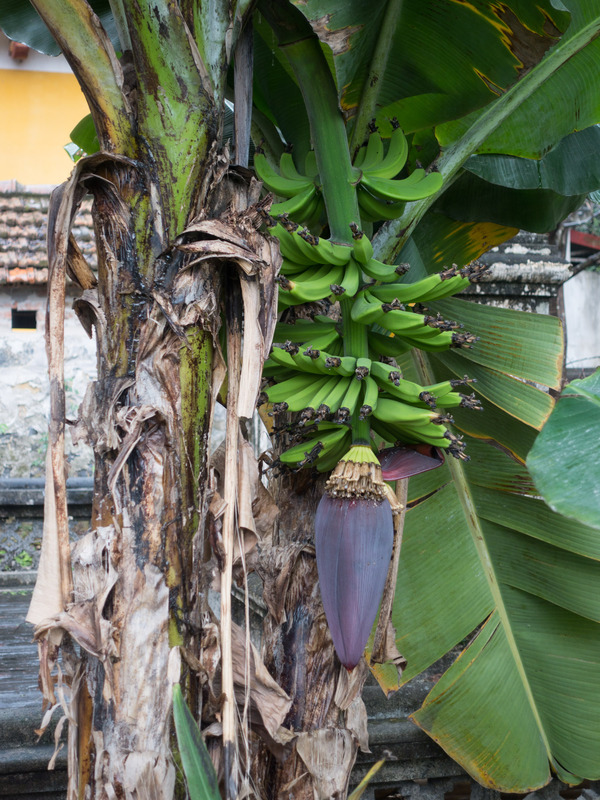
[
  {"left": 354, "top": 120, "right": 442, "bottom": 224},
  {"left": 261, "top": 321, "right": 482, "bottom": 464},
  {"left": 255, "top": 121, "right": 485, "bottom": 466},
  {"left": 254, "top": 148, "right": 323, "bottom": 227}
]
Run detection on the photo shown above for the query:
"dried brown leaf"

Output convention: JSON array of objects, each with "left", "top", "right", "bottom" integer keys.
[
  {"left": 66, "top": 234, "right": 97, "bottom": 289},
  {"left": 295, "top": 728, "right": 356, "bottom": 800},
  {"left": 334, "top": 659, "right": 370, "bottom": 711},
  {"left": 346, "top": 696, "right": 370, "bottom": 754},
  {"left": 27, "top": 449, "right": 64, "bottom": 625},
  {"left": 256, "top": 543, "right": 308, "bottom": 624},
  {"left": 231, "top": 622, "right": 292, "bottom": 739}
]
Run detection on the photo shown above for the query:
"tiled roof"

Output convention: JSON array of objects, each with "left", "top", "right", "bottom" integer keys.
[{"left": 0, "top": 181, "right": 96, "bottom": 285}]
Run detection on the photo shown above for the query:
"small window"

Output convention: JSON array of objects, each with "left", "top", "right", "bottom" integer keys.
[{"left": 11, "top": 309, "right": 37, "bottom": 330}]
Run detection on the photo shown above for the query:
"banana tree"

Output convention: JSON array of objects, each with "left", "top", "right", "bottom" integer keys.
[{"left": 4, "top": 0, "right": 600, "bottom": 798}]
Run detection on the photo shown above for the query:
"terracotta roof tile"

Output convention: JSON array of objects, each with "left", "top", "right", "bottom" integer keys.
[{"left": 0, "top": 184, "right": 96, "bottom": 284}]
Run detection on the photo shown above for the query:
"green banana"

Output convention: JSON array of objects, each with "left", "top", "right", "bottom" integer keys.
[
  {"left": 254, "top": 152, "right": 314, "bottom": 198},
  {"left": 290, "top": 345, "right": 332, "bottom": 374},
  {"left": 361, "top": 256, "right": 408, "bottom": 283},
  {"left": 315, "top": 376, "right": 352, "bottom": 419},
  {"left": 350, "top": 223, "right": 374, "bottom": 265},
  {"left": 267, "top": 347, "right": 323, "bottom": 375},
  {"left": 277, "top": 219, "right": 353, "bottom": 267},
  {"left": 274, "top": 319, "right": 338, "bottom": 342},
  {"left": 373, "top": 397, "right": 448, "bottom": 425},
  {"left": 361, "top": 169, "right": 443, "bottom": 202},
  {"left": 357, "top": 185, "right": 405, "bottom": 223},
  {"left": 276, "top": 217, "right": 327, "bottom": 264},
  {"left": 369, "top": 362, "right": 436, "bottom": 407},
  {"left": 314, "top": 431, "right": 353, "bottom": 472},
  {"left": 355, "top": 357, "right": 371, "bottom": 380},
  {"left": 369, "top": 360, "right": 403, "bottom": 386},
  {"left": 359, "top": 375, "right": 379, "bottom": 419},
  {"left": 306, "top": 375, "right": 344, "bottom": 415},
  {"left": 368, "top": 331, "right": 412, "bottom": 358},
  {"left": 435, "top": 392, "right": 483, "bottom": 411},
  {"left": 301, "top": 329, "right": 342, "bottom": 352},
  {"left": 363, "top": 121, "right": 408, "bottom": 180},
  {"left": 369, "top": 416, "right": 449, "bottom": 448},
  {"left": 351, "top": 291, "right": 389, "bottom": 325},
  {"left": 369, "top": 267, "right": 471, "bottom": 304},
  {"left": 262, "top": 372, "right": 321, "bottom": 405},
  {"left": 271, "top": 184, "right": 317, "bottom": 221},
  {"left": 279, "top": 425, "right": 349, "bottom": 467},
  {"left": 313, "top": 236, "right": 353, "bottom": 267},
  {"left": 378, "top": 308, "right": 441, "bottom": 336},
  {"left": 267, "top": 219, "right": 314, "bottom": 263},
  {"left": 421, "top": 376, "right": 474, "bottom": 396},
  {"left": 399, "top": 330, "right": 478, "bottom": 351},
  {"left": 359, "top": 129, "right": 385, "bottom": 171},
  {"left": 303, "top": 193, "right": 325, "bottom": 230},
  {"left": 336, "top": 376, "right": 363, "bottom": 422},
  {"left": 324, "top": 355, "right": 358, "bottom": 377},
  {"left": 304, "top": 150, "right": 319, "bottom": 180},
  {"left": 416, "top": 262, "right": 489, "bottom": 301},
  {"left": 332, "top": 257, "right": 361, "bottom": 298},
  {"left": 279, "top": 151, "right": 308, "bottom": 182},
  {"left": 280, "top": 256, "right": 316, "bottom": 276},
  {"left": 281, "top": 264, "right": 345, "bottom": 303}
]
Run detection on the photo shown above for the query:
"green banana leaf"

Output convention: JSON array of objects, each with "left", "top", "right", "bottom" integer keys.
[
  {"left": 412, "top": 213, "right": 519, "bottom": 273},
  {"left": 0, "top": 0, "right": 119, "bottom": 55},
  {"left": 464, "top": 126, "right": 600, "bottom": 196},
  {"left": 429, "top": 298, "right": 563, "bottom": 388},
  {"left": 437, "top": 3, "right": 600, "bottom": 158},
  {"left": 527, "top": 369, "right": 600, "bottom": 531},
  {"left": 381, "top": 226, "right": 600, "bottom": 789},
  {"left": 289, "top": 0, "right": 569, "bottom": 134},
  {"left": 172, "top": 683, "right": 221, "bottom": 800},
  {"left": 253, "top": 15, "right": 312, "bottom": 162},
  {"left": 392, "top": 421, "right": 600, "bottom": 790},
  {"left": 435, "top": 172, "right": 586, "bottom": 233}
]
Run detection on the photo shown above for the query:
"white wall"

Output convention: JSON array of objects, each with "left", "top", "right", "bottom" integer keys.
[
  {"left": 0, "top": 286, "right": 96, "bottom": 477},
  {"left": 563, "top": 270, "right": 600, "bottom": 372}
]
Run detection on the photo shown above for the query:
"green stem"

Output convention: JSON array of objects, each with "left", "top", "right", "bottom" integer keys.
[
  {"left": 348, "top": 0, "right": 405, "bottom": 155},
  {"left": 340, "top": 298, "right": 370, "bottom": 444},
  {"left": 282, "top": 39, "right": 361, "bottom": 243},
  {"left": 260, "top": 1, "right": 360, "bottom": 243},
  {"left": 340, "top": 298, "right": 368, "bottom": 357},
  {"left": 31, "top": 0, "right": 133, "bottom": 152},
  {"left": 373, "top": 12, "right": 600, "bottom": 263}
]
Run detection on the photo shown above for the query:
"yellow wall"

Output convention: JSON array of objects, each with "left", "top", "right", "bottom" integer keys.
[{"left": 0, "top": 69, "right": 89, "bottom": 186}]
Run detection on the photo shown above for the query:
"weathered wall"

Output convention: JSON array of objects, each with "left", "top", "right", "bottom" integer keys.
[
  {"left": 562, "top": 269, "right": 600, "bottom": 372},
  {"left": 0, "top": 284, "right": 96, "bottom": 478}
]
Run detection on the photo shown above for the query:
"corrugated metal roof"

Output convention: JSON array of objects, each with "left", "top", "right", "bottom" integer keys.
[{"left": 0, "top": 182, "right": 96, "bottom": 284}]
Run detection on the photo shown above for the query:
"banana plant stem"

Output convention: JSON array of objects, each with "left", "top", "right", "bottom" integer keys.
[
  {"left": 349, "top": 0, "right": 405, "bottom": 156},
  {"left": 281, "top": 37, "right": 361, "bottom": 243},
  {"left": 340, "top": 297, "right": 371, "bottom": 444}
]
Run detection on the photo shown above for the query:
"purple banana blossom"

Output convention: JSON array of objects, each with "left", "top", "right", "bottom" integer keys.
[
  {"left": 315, "top": 494, "right": 394, "bottom": 670},
  {"left": 379, "top": 443, "right": 444, "bottom": 480}
]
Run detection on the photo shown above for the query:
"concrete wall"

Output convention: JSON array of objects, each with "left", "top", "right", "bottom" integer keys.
[
  {"left": 0, "top": 285, "right": 96, "bottom": 478},
  {"left": 562, "top": 269, "right": 600, "bottom": 372}
]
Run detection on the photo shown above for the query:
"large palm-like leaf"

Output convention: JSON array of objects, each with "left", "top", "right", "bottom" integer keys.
[
  {"left": 289, "top": 0, "right": 569, "bottom": 135},
  {"left": 437, "top": 1, "right": 600, "bottom": 157},
  {"left": 394, "top": 431, "right": 600, "bottom": 790},
  {"left": 378, "top": 221, "right": 600, "bottom": 789},
  {"left": 527, "top": 370, "right": 600, "bottom": 531}
]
